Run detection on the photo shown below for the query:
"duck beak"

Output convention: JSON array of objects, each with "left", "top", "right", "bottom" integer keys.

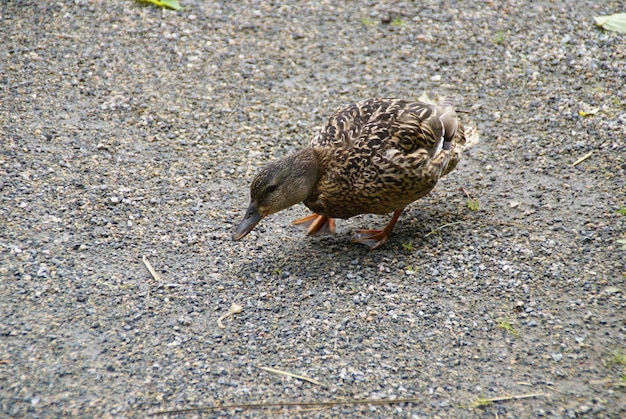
[{"left": 233, "top": 201, "right": 264, "bottom": 241}]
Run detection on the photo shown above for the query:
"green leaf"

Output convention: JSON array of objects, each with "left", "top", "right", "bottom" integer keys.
[
  {"left": 466, "top": 198, "right": 480, "bottom": 211},
  {"left": 138, "top": 0, "right": 182, "bottom": 11},
  {"left": 496, "top": 318, "right": 519, "bottom": 337},
  {"left": 594, "top": 13, "right": 626, "bottom": 33},
  {"left": 578, "top": 108, "right": 599, "bottom": 117}
]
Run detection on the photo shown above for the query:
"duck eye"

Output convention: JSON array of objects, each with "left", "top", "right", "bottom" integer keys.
[{"left": 265, "top": 184, "right": 278, "bottom": 194}]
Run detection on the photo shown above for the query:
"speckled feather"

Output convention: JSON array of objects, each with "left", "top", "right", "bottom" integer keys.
[{"left": 303, "top": 98, "right": 466, "bottom": 218}]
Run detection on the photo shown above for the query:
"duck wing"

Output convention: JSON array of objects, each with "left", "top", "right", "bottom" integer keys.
[
  {"left": 311, "top": 98, "right": 461, "bottom": 152},
  {"left": 305, "top": 98, "right": 465, "bottom": 218}
]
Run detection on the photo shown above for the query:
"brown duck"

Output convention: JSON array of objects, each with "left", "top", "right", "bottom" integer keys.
[{"left": 233, "top": 97, "right": 466, "bottom": 249}]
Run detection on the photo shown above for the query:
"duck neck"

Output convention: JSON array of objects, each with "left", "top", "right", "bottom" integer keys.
[{"left": 284, "top": 147, "right": 321, "bottom": 203}]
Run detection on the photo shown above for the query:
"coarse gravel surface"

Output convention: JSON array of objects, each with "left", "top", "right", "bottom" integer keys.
[{"left": 1, "top": 1, "right": 625, "bottom": 418}]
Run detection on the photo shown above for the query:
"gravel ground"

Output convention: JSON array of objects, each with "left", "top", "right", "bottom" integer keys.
[{"left": 1, "top": 1, "right": 625, "bottom": 417}]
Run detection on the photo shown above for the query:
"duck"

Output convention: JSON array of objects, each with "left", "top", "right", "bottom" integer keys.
[{"left": 233, "top": 97, "right": 466, "bottom": 249}]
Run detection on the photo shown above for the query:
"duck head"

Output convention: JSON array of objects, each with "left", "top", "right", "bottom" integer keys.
[{"left": 233, "top": 148, "right": 320, "bottom": 241}]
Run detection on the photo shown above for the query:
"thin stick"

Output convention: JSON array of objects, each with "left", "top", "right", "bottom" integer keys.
[
  {"left": 472, "top": 392, "right": 545, "bottom": 407},
  {"left": 572, "top": 151, "right": 593, "bottom": 167},
  {"left": 258, "top": 366, "right": 324, "bottom": 387},
  {"left": 484, "top": 393, "right": 544, "bottom": 403},
  {"left": 51, "top": 32, "right": 82, "bottom": 39},
  {"left": 148, "top": 397, "right": 425, "bottom": 416},
  {"left": 142, "top": 255, "right": 161, "bottom": 282},
  {"left": 267, "top": 406, "right": 326, "bottom": 415},
  {"left": 142, "top": 255, "right": 162, "bottom": 305}
]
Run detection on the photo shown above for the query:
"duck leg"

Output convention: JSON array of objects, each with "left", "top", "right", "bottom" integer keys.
[
  {"left": 292, "top": 213, "right": 336, "bottom": 236},
  {"left": 352, "top": 208, "right": 404, "bottom": 250}
]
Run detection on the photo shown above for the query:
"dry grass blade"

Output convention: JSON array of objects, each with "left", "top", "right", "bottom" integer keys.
[
  {"left": 426, "top": 221, "right": 465, "bottom": 236},
  {"left": 51, "top": 32, "right": 82, "bottom": 39},
  {"left": 258, "top": 366, "right": 324, "bottom": 387},
  {"left": 142, "top": 255, "right": 162, "bottom": 282},
  {"left": 142, "top": 255, "right": 162, "bottom": 305},
  {"left": 471, "top": 392, "right": 545, "bottom": 407},
  {"left": 572, "top": 151, "right": 593, "bottom": 167},
  {"left": 148, "top": 397, "right": 426, "bottom": 416}
]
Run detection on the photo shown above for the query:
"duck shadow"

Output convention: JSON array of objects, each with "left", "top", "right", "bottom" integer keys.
[{"left": 232, "top": 203, "right": 468, "bottom": 285}]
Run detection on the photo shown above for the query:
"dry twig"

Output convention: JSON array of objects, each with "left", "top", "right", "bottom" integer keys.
[
  {"left": 572, "top": 151, "right": 593, "bottom": 167},
  {"left": 142, "top": 255, "right": 161, "bottom": 282},
  {"left": 149, "top": 397, "right": 426, "bottom": 416},
  {"left": 142, "top": 255, "right": 162, "bottom": 305},
  {"left": 471, "top": 392, "right": 545, "bottom": 407},
  {"left": 258, "top": 366, "right": 324, "bottom": 387}
]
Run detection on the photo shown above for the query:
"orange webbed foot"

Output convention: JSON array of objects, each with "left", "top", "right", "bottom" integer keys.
[
  {"left": 351, "top": 229, "right": 390, "bottom": 250},
  {"left": 292, "top": 213, "right": 336, "bottom": 236},
  {"left": 351, "top": 208, "right": 405, "bottom": 250}
]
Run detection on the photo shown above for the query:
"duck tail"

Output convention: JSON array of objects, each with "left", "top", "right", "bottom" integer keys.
[{"left": 438, "top": 97, "right": 458, "bottom": 146}]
